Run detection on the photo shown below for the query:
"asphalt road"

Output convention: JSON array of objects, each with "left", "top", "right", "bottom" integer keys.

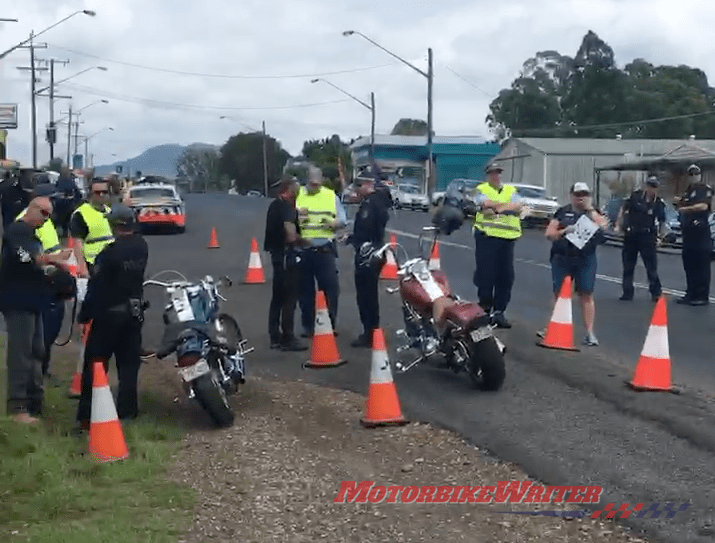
[{"left": 127, "top": 195, "right": 715, "bottom": 543}]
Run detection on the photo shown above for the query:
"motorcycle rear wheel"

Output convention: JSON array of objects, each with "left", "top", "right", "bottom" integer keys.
[
  {"left": 467, "top": 336, "right": 506, "bottom": 391},
  {"left": 193, "top": 371, "right": 235, "bottom": 427}
]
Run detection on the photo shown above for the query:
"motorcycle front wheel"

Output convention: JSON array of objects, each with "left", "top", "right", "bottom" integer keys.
[
  {"left": 192, "top": 371, "right": 235, "bottom": 427},
  {"left": 467, "top": 336, "right": 506, "bottom": 391}
]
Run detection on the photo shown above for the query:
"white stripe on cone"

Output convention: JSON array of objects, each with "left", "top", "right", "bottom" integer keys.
[
  {"left": 429, "top": 257, "right": 440, "bottom": 271},
  {"left": 551, "top": 295, "right": 572, "bottom": 325},
  {"left": 385, "top": 250, "right": 396, "bottom": 266},
  {"left": 248, "top": 251, "right": 262, "bottom": 269},
  {"left": 91, "top": 383, "right": 120, "bottom": 424},
  {"left": 370, "top": 349, "right": 394, "bottom": 385},
  {"left": 640, "top": 324, "right": 669, "bottom": 360},
  {"left": 314, "top": 307, "right": 333, "bottom": 335}
]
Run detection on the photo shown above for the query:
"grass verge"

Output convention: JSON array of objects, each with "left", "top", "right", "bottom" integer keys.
[{"left": 0, "top": 336, "right": 195, "bottom": 543}]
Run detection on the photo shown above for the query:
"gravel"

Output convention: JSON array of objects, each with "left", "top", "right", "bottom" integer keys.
[{"left": 168, "top": 376, "right": 651, "bottom": 542}]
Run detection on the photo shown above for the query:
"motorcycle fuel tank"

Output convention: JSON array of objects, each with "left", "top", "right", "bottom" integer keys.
[{"left": 399, "top": 270, "right": 451, "bottom": 313}]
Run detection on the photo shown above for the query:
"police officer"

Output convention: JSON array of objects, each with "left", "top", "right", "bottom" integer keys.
[
  {"left": 296, "top": 167, "right": 347, "bottom": 337},
  {"left": 472, "top": 162, "right": 525, "bottom": 328},
  {"left": 674, "top": 163, "right": 714, "bottom": 305},
  {"left": 76, "top": 204, "right": 149, "bottom": 430},
  {"left": 616, "top": 175, "right": 666, "bottom": 301},
  {"left": 347, "top": 176, "right": 390, "bottom": 348},
  {"left": 70, "top": 178, "right": 114, "bottom": 278},
  {"left": 16, "top": 184, "right": 68, "bottom": 378}
]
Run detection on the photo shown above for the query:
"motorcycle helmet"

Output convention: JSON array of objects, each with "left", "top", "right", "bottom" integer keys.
[{"left": 432, "top": 179, "right": 467, "bottom": 235}]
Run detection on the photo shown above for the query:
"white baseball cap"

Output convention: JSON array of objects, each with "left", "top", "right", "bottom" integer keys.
[{"left": 571, "top": 182, "right": 591, "bottom": 194}]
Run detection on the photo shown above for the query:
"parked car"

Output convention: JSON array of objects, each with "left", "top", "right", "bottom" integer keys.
[
  {"left": 341, "top": 183, "right": 360, "bottom": 204},
  {"left": 124, "top": 181, "right": 186, "bottom": 233},
  {"left": 246, "top": 190, "right": 262, "bottom": 197},
  {"left": 394, "top": 184, "right": 430, "bottom": 211},
  {"left": 512, "top": 184, "right": 559, "bottom": 227}
]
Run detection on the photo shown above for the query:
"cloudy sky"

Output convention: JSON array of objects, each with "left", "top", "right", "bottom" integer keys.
[{"left": 2, "top": 0, "right": 715, "bottom": 169}]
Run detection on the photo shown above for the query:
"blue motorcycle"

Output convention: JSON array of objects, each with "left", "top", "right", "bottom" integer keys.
[{"left": 144, "top": 271, "right": 252, "bottom": 427}]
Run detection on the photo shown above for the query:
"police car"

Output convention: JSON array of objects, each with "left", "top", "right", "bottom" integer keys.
[{"left": 124, "top": 178, "right": 186, "bottom": 233}]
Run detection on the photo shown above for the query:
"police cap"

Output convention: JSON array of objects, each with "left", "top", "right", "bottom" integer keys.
[
  {"left": 688, "top": 164, "right": 701, "bottom": 175},
  {"left": 33, "top": 183, "right": 57, "bottom": 198},
  {"left": 645, "top": 176, "right": 660, "bottom": 187},
  {"left": 106, "top": 204, "right": 135, "bottom": 227}
]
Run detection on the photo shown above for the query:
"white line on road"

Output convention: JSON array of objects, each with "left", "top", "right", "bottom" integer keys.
[{"left": 387, "top": 228, "right": 715, "bottom": 303}]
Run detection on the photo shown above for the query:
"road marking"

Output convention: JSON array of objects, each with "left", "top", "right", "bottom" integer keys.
[{"left": 387, "top": 228, "right": 715, "bottom": 303}]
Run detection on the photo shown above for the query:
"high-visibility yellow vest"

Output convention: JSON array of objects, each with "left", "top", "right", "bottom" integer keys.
[
  {"left": 16, "top": 209, "right": 62, "bottom": 254},
  {"left": 473, "top": 182, "right": 522, "bottom": 240},
  {"left": 73, "top": 203, "right": 114, "bottom": 264},
  {"left": 295, "top": 186, "right": 337, "bottom": 239}
]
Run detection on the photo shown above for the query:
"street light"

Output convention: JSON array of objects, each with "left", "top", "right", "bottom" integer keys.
[
  {"left": 35, "top": 65, "right": 108, "bottom": 95},
  {"left": 0, "top": 9, "right": 96, "bottom": 60},
  {"left": 343, "top": 29, "right": 434, "bottom": 192},
  {"left": 83, "top": 126, "right": 113, "bottom": 169},
  {"left": 311, "top": 78, "right": 375, "bottom": 163}
]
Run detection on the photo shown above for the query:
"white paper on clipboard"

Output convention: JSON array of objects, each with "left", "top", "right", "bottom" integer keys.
[
  {"left": 170, "top": 289, "right": 194, "bottom": 321},
  {"left": 565, "top": 214, "right": 599, "bottom": 250}
]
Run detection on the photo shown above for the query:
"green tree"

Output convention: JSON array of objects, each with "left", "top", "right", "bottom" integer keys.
[
  {"left": 176, "top": 146, "right": 222, "bottom": 192},
  {"left": 301, "top": 134, "right": 352, "bottom": 189},
  {"left": 219, "top": 132, "right": 290, "bottom": 194},
  {"left": 391, "top": 118, "right": 429, "bottom": 136}
]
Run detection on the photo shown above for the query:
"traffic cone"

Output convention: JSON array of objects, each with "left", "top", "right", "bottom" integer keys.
[
  {"left": 360, "top": 328, "right": 408, "bottom": 428},
  {"left": 208, "top": 227, "right": 220, "bottom": 248},
  {"left": 628, "top": 296, "right": 674, "bottom": 392},
  {"left": 303, "top": 290, "right": 346, "bottom": 368},
  {"left": 88, "top": 360, "right": 129, "bottom": 462},
  {"left": 380, "top": 234, "right": 398, "bottom": 280},
  {"left": 428, "top": 241, "right": 441, "bottom": 271},
  {"left": 68, "top": 321, "right": 91, "bottom": 398},
  {"left": 244, "top": 237, "right": 266, "bottom": 284},
  {"left": 537, "top": 275, "right": 579, "bottom": 351},
  {"left": 64, "top": 247, "right": 79, "bottom": 277}
]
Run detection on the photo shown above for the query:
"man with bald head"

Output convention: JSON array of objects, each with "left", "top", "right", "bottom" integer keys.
[{"left": 0, "top": 196, "right": 72, "bottom": 423}]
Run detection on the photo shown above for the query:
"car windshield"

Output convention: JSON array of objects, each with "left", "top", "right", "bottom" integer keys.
[
  {"left": 130, "top": 187, "right": 175, "bottom": 199},
  {"left": 516, "top": 186, "right": 545, "bottom": 198},
  {"left": 399, "top": 184, "right": 420, "bottom": 194}
]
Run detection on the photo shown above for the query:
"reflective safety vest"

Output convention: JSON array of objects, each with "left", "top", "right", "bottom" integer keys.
[
  {"left": 15, "top": 209, "right": 62, "bottom": 254},
  {"left": 295, "top": 186, "right": 337, "bottom": 239},
  {"left": 73, "top": 203, "right": 114, "bottom": 264},
  {"left": 473, "top": 182, "right": 522, "bottom": 240}
]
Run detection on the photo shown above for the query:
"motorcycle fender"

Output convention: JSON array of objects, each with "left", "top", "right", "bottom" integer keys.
[{"left": 178, "top": 359, "right": 211, "bottom": 382}]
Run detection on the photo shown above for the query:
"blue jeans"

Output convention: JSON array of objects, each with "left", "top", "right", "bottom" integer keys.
[{"left": 551, "top": 253, "right": 597, "bottom": 295}]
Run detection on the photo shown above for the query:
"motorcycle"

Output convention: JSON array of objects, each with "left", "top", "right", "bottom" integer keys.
[
  {"left": 143, "top": 271, "right": 252, "bottom": 427},
  {"left": 370, "top": 226, "right": 507, "bottom": 391}
]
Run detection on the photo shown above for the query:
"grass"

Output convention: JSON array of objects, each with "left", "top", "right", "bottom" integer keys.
[{"left": 0, "top": 335, "right": 195, "bottom": 543}]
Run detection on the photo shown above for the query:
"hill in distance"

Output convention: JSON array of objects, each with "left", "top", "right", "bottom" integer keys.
[{"left": 93, "top": 143, "right": 219, "bottom": 178}]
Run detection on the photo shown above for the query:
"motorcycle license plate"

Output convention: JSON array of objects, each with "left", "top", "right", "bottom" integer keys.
[
  {"left": 179, "top": 359, "right": 210, "bottom": 382},
  {"left": 470, "top": 328, "right": 493, "bottom": 343}
]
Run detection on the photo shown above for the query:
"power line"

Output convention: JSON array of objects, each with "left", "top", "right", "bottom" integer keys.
[
  {"left": 62, "top": 81, "right": 351, "bottom": 110},
  {"left": 440, "top": 63, "right": 492, "bottom": 98},
  {"left": 47, "top": 43, "right": 395, "bottom": 79}
]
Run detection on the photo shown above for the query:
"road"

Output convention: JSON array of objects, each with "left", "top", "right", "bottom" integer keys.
[{"left": 136, "top": 194, "right": 715, "bottom": 543}]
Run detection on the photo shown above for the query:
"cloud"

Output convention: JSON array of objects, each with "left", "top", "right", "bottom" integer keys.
[{"left": 1, "top": 0, "right": 714, "bottom": 169}]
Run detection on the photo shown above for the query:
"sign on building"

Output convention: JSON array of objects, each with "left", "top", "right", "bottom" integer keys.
[
  {"left": 73, "top": 154, "right": 84, "bottom": 170},
  {"left": 0, "top": 104, "right": 18, "bottom": 129}
]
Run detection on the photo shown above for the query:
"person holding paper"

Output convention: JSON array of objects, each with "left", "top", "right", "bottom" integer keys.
[{"left": 543, "top": 182, "right": 608, "bottom": 346}]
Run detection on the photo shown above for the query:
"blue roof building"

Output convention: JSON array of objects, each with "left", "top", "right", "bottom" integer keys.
[{"left": 349, "top": 135, "right": 501, "bottom": 192}]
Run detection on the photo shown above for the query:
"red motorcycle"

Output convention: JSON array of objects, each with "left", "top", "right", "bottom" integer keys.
[{"left": 372, "top": 226, "right": 506, "bottom": 390}]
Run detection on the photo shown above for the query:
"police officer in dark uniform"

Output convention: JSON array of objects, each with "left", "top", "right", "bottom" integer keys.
[
  {"left": 347, "top": 176, "right": 390, "bottom": 348},
  {"left": 674, "top": 164, "right": 714, "bottom": 305},
  {"left": 76, "top": 204, "right": 149, "bottom": 430},
  {"left": 617, "top": 175, "right": 666, "bottom": 301}
]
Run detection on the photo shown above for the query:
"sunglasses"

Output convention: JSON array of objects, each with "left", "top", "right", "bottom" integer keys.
[
  {"left": 573, "top": 192, "right": 590, "bottom": 197},
  {"left": 93, "top": 189, "right": 109, "bottom": 195},
  {"left": 39, "top": 209, "right": 51, "bottom": 218}
]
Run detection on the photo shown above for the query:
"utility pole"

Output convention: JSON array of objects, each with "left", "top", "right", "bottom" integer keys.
[
  {"left": 370, "top": 92, "right": 376, "bottom": 164},
  {"left": 66, "top": 105, "right": 72, "bottom": 166},
  {"left": 262, "top": 121, "right": 268, "bottom": 196},
  {"left": 427, "top": 47, "right": 434, "bottom": 194},
  {"left": 44, "top": 58, "right": 69, "bottom": 161},
  {"left": 16, "top": 34, "right": 48, "bottom": 168}
]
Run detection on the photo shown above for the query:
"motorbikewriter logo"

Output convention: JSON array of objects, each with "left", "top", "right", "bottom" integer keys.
[{"left": 334, "top": 481, "right": 690, "bottom": 520}]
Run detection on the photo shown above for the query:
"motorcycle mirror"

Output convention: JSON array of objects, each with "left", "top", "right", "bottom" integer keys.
[{"left": 222, "top": 275, "right": 233, "bottom": 287}]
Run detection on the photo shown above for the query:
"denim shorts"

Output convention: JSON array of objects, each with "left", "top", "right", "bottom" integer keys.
[{"left": 551, "top": 253, "right": 597, "bottom": 294}]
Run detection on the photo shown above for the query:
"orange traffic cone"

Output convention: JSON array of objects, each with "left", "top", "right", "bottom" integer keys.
[
  {"left": 208, "top": 227, "right": 220, "bottom": 248},
  {"left": 428, "top": 241, "right": 441, "bottom": 271},
  {"left": 68, "top": 321, "right": 91, "bottom": 398},
  {"left": 244, "top": 237, "right": 266, "bottom": 284},
  {"left": 628, "top": 296, "right": 674, "bottom": 392},
  {"left": 303, "top": 290, "right": 346, "bottom": 368},
  {"left": 537, "top": 275, "right": 579, "bottom": 351},
  {"left": 380, "top": 234, "right": 398, "bottom": 280},
  {"left": 361, "top": 328, "right": 408, "bottom": 427},
  {"left": 64, "top": 247, "right": 79, "bottom": 277},
  {"left": 88, "top": 360, "right": 129, "bottom": 462}
]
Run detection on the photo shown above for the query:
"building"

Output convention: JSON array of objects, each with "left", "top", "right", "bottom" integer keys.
[
  {"left": 349, "top": 135, "right": 501, "bottom": 193},
  {"left": 491, "top": 137, "right": 715, "bottom": 206}
]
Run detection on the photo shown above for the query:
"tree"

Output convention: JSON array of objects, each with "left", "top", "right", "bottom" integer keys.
[
  {"left": 487, "top": 30, "right": 715, "bottom": 140},
  {"left": 301, "top": 134, "right": 353, "bottom": 191},
  {"left": 176, "top": 146, "right": 222, "bottom": 192},
  {"left": 391, "top": 118, "right": 428, "bottom": 136},
  {"left": 218, "top": 132, "right": 289, "bottom": 194}
]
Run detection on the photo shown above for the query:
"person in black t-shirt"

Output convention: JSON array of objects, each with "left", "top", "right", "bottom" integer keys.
[
  {"left": 543, "top": 183, "right": 609, "bottom": 347},
  {"left": 264, "top": 176, "right": 308, "bottom": 351},
  {"left": 673, "top": 164, "right": 714, "bottom": 305},
  {"left": 0, "top": 197, "right": 73, "bottom": 423}
]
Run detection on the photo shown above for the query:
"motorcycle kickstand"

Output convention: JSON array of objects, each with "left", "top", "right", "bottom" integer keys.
[{"left": 395, "top": 355, "right": 424, "bottom": 373}]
